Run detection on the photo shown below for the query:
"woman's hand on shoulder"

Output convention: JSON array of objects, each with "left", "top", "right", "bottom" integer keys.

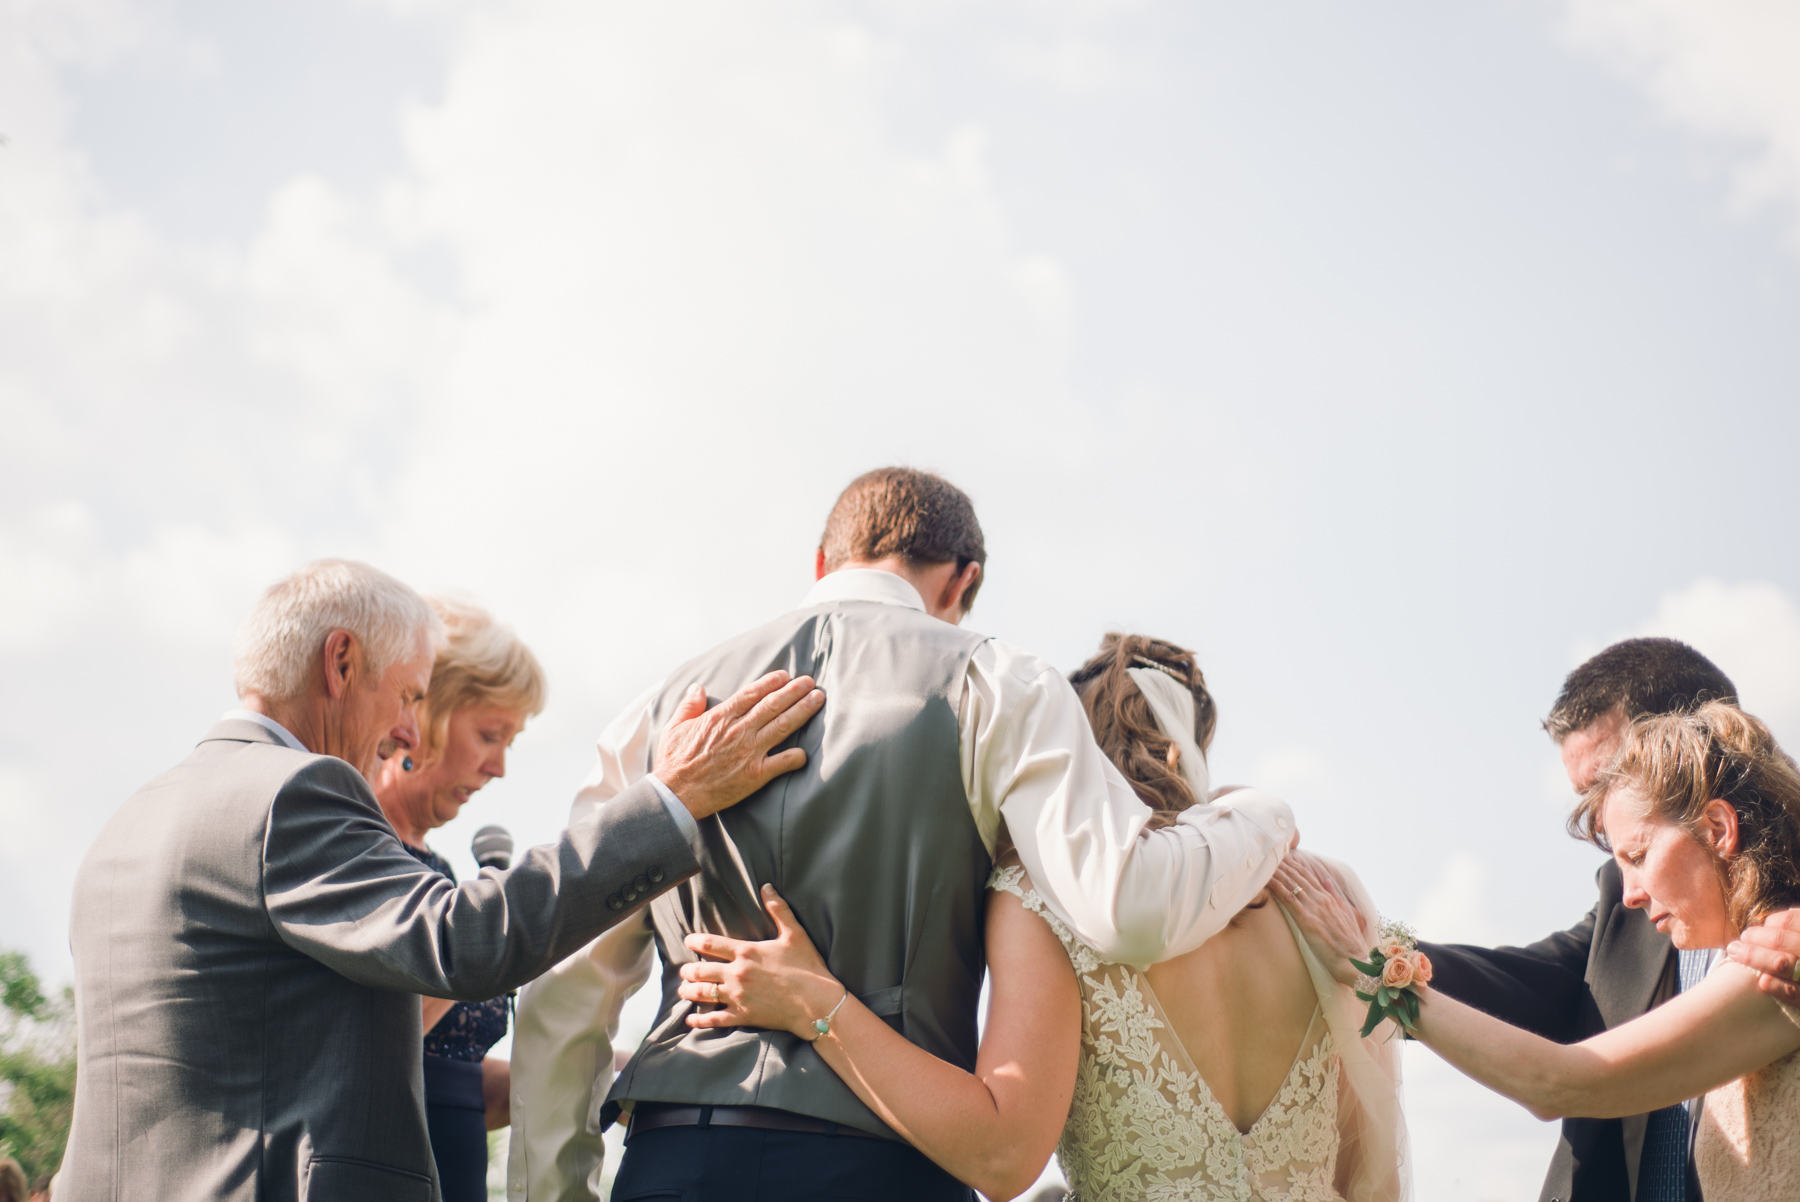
[
  {"left": 1271, "top": 853, "right": 1370, "bottom": 988},
  {"left": 678, "top": 884, "right": 845, "bottom": 1041}
]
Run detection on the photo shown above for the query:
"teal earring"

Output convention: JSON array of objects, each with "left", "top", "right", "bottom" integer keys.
[{"left": 402, "top": 757, "right": 415, "bottom": 772}]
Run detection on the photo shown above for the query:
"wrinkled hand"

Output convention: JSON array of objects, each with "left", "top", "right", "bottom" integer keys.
[
  {"left": 1270, "top": 853, "right": 1369, "bottom": 988},
  {"left": 655, "top": 672, "right": 824, "bottom": 821},
  {"left": 678, "top": 885, "right": 843, "bottom": 1040},
  {"left": 1727, "top": 908, "right": 1800, "bottom": 1007}
]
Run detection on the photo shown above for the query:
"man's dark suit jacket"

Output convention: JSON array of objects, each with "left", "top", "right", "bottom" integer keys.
[
  {"left": 1421, "top": 860, "right": 1687, "bottom": 1202},
  {"left": 63, "top": 719, "right": 699, "bottom": 1201}
]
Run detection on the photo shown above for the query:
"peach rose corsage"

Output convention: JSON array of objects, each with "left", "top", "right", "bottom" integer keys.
[{"left": 1350, "top": 919, "right": 1433, "bottom": 1037}]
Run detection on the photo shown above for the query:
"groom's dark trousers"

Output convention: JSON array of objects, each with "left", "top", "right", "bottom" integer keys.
[
  {"left": 613, "top": 1120, "right": 972, "bottom": 1201},
  {"left": 1421, "top": 860, "right": 1698, "bottom": 1202}
]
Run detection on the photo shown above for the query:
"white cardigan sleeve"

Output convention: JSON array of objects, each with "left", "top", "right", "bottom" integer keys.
[{"left": 506, "top": 914, "right": 656, "bottom": 1201}]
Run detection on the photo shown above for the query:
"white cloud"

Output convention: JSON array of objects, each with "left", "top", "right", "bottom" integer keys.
[
  {"left": 1010, "top": 251, "right": 1077, "bottom": 338},
  {"left": 373, "top": 0, "right": 1094, "bottom": 703},
  {"left": 3, "top": 6, "right": 1796, "bottom": 1188},
  {"left": 0, "top": 503, "right": 104, "bottom": 651},
  {"left": 0, "top": 764, "right": 56, "bottom": 851},
  {"left": 2, "top": 0, "right": 155, "bottom": 78},
  {"left": 1408, "top": 848, "right": 1565, "bottom": 1198},
  {"left": 0, "top": 759, "right": 86, "bottom": 979},
  {"left": 1554, "top": 0, "right": 1800, "bottom": 251},
  {"left": 1000, "top": 35, "right": 1125, "bottom": 94},
  {"left": 117, "top": 523, "right": 300, "bottom": 644},
  {"left": 0, "top": 0, "right": 1101, "bottom": 977},
  {"left": 1247, "top": 745, "right": 1334, "bottom": 800},
  {"left": 1541, "top": 751, "right": 1578, "bottom": 806},
  {"left": 0, "top": 509, "right": 297, "bottom": 652},
  {"left": 1403, "top": 1044, "right": 1561, "bottom": 1202},
  {"left": 243, "top": 175, "right": 456, "bottom": 419},
  {"left": 0, "top": 37, "right": 429, "bottom": 570},
  {"left": 1414, "top": 851, "right": 1504, "bottom": 946}
]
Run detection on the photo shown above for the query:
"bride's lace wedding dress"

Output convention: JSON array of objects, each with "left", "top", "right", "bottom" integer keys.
[{"left": 991, "top": 863, "right": 1408, "bottom": 1202}]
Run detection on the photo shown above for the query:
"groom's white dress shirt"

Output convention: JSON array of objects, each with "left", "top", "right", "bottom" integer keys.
[{"left": 506, "top": 569, "right": 1295, "bottom": 1200}]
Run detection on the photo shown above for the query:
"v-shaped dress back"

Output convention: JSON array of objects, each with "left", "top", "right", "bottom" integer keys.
[{"left": 991, "top": 860, "right": 1408, "bottom": 1202}]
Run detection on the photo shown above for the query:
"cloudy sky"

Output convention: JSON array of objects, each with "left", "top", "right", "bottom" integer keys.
[{"left": 5, "top": 0, "right": 1800, "bottom": 1196}]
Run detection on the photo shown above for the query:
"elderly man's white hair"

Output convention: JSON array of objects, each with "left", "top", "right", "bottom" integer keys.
[{"left": 234, "top": 559, "right": 447, "bottom": 701}]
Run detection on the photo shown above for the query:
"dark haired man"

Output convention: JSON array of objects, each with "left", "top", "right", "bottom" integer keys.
[
  {"left": 1421, "top": 637, "right": 1737, "bottom": 1202},
  {"left": 507, "top": 467, "right": 1298, "bottom": 1201}
]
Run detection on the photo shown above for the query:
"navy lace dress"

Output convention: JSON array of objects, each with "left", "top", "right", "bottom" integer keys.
[{"left": 406, "top": 843, "right": 512, "bottom": 1202}]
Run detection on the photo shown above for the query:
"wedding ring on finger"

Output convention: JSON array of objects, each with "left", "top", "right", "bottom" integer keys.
[
  {"left": 709, "top": 982, "right": 721, "bottom": 1002},
  {"left": 1790, "top": 959, "right": 1800, "bottom": 985},
  {"left": 1291, "top": 885, "right": 1304, "bottom": 898}
]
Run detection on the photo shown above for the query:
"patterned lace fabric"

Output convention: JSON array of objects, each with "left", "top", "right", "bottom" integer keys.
[
  {"left": 991, "top": 865, "right": 1344, "bottom": 1202},
  {"left": 403, "top": 843, "right": 513, "bottom": 1064},
  {"left": 1695, "top": 1046, "right": 1800, "bottom": 1202}
]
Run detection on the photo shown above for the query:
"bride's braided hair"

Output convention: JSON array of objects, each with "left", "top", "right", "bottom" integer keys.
[{"left": 1068, "top": 633, "right": 1216, "bottom": 832}]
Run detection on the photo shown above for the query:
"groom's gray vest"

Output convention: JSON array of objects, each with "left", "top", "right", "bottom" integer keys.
[{"left": 603, "top": 598, "right": 992, "bottom": 1138}]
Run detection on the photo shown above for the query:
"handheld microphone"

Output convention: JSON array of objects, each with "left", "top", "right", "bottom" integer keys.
[{"left": 471, "top": 825, "right": 514, "bottom": 871}]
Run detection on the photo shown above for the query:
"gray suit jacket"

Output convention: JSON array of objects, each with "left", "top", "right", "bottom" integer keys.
[{"left": 62, "top": 719, "right": 697, "bottom": 1202}]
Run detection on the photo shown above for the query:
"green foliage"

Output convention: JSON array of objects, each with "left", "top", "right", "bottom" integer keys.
[
  {"left": 0, "top": 950, "right": 75, "bottom": 1178},
  {"left": 0, "top": 954, "right": 50, "bottom": 1020}
]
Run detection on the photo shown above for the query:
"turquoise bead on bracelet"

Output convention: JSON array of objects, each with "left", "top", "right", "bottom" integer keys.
[{"left": 813, "top": 989, "right": 849, "bottom": 1039}]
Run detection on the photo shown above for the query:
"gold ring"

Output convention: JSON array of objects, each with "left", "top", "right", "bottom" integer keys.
[
  {"left": 1291, "top": 885, "right": 1304, "bottom": 898},
  {"left": 710, "top": 982, "right": 721, "bottom": 1001}
]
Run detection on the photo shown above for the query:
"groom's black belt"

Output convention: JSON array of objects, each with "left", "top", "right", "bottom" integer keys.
[{"left": 626, "top": 1103, "right": 884, "bottom": 1141}]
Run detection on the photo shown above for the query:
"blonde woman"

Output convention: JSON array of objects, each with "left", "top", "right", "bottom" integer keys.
[
  {"left": 1280, "top": 700, "right": 1800, "bottom": 1201},
  {"left": 371, "top": 597, "right": 546, "bottom": 1202},
  {"left": 681, "top": 634, "right": 1408, "bottom": 1200}
]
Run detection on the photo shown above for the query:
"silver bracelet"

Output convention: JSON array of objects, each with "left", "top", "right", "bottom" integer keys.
[{"left": 811, "top": 989, "right": 850, "bottom": 1040}]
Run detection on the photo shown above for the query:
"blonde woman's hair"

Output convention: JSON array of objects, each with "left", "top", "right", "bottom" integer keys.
[
  {"left": 1572, "top": 700, "right": 1800, "bottom": 932},
  {"left": 234, "top": 560, "right": 445, "bottom": 701},
  {"left": 415, "top": 597, "right": 547, "bottom": 763}
]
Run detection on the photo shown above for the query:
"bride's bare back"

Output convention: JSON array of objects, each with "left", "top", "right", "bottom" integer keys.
[{"left": 1145, "top": 890, "right": 1321, "bottom": 1134}]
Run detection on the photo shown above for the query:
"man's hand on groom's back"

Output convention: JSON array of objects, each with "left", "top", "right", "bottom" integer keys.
[{"left": 655, "top": 672, "right": 824, "bottom": 821}]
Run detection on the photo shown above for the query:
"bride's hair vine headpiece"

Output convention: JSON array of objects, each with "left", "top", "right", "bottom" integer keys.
[
  {"left": 1131, "top": 654, "right": 1188, "bottom": 683},
  {"left": 1068, "top": 634, "right": 1217, "bottom": 829},
  {"left": 1126, "top": 664, "right": 1211, "bottom": 804}
]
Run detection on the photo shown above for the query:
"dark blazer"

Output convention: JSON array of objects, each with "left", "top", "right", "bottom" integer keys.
[
  {"left": 1421, "top": 860, "right": 1680, "bottom": 1202},
  {"left": 63, "top": 719, "right": 698, "bottom": 1202}
]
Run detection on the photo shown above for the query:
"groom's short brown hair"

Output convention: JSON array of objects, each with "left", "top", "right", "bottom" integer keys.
[{"left": 820, "top": 467, "right": 986, "bottom": 610}]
